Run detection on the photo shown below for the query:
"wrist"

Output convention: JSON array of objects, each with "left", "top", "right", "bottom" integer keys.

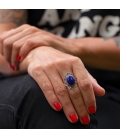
[
  {"left": 63, "top": 38, "right": 85, "bottom": 58},
  {"left": 20, "top": 51, "right": 32, "bottom": 73}
]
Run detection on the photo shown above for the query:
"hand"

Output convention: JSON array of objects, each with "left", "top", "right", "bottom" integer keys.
[
  {"left": 0, "top": 24, "right": 81, "bottom": 71},
  {"left": 0, "top": 24, "right": 56, "bottom": 70},
  {"left": 24, "top": 46, "right": 105, "bottom": 124}
]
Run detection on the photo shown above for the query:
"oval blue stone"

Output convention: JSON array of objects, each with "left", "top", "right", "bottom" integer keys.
[{"left": 66, "top": 75, "right": 75, "bottom": 85}]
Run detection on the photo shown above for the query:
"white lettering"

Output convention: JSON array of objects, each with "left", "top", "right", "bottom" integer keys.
[
  {"left": 99, "top": 16, "right": 120, "bottom": 38},
  {"left": 68, "top": 16, "right": 102, "bottom": 38},
  {"left": 81, "top": 9, "right": 91, "bottom": 13},
  {"left": 61, "top": 9, "right": 80, "bottom": 22},
  {"left": 38, "top": 9, "right": 60, "bottom": 26}
]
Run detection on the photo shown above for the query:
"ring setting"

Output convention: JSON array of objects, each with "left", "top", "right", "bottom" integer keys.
[{"left": 64, "top": 73, "right": 77, "bottom": 89}]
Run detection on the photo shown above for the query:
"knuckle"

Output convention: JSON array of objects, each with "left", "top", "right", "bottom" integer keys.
[
  {"left": 44, "top": 35, "right": 52, "bottom": 44},
  {"left": 25, "top": 39, "right": 35, "bottom": 46},
  {"left": 55, "top": 59, "right": 64, "bottom": 67},
  {"left": 3, "top": 39, "right": 10, "bottom": 48},
  {"left": 29, "top": 26, "right": 38, "bottom": 32},
  {"left": 70, "top": 90, "right": 80, "bottom": 99},
  {"left": 47, "top": 94, "right": 56, "bottom": 103},
  {"left": 22, "top": 24, "right": 30, "bottom": 28},
  {"left": 43, "top": 62, "right": 54, "bottom": 70},
  {"left": 42, "top": 83, "right": 52, "bottom": 92},
  {"left": 24, "top": 26, "right": 38, "bottom": 34},
  {"left": 56, "top": 86, "right": 67, "bottom": 96},
  {"left": 32, "top": 65, "right": 42, "bottom": 76},
  {"left": 72, "top": 57, "right": 84, "bottom": 67},
  {"left": 0, "top": 31, "right": 8, "bottom": 41},
  {"left": 12, "top": 42, "right": 20, "bottom": 50},
  {"left": 72, "top": 57, "right": 80, "bottom": 63},
  {"left": 80, "top": 79, "right": 91, "bottom": 91},
  {"left": 55, "top": 59, "right": 70, "bottom": 68}
]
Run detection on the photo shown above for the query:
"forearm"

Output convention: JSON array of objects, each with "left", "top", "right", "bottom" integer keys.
[
  {"left": 56, "top": 36, "right": 120, "bottom": 71},
  {"left": 76, "top": 37, "right": 120, "bottom": 71},
  {"left": 0, "top": 10, "right": 27, "bottom": 75},
  {"left": 0, "top": 9, "right": 27, "bottom": 50},
  {"left": 80, "top": 37, "right": 120, "bottom": 71},
  {"left": 0, "top": 9, "right": 27, "bottom": 35},
  {"left": 0, "top": 9, "right": 27, "bottom": 26}
]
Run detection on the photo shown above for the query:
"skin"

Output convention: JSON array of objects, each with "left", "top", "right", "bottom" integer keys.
[
  {"left": 0, "top": 45, "right": 105, "bottom": 124},
  {"left": 0, "top": 9, "right": 27, "bottom": 26},
  {"left": 0, "top": 10, "right": 107, "bottom": 124},
  {"left": 27, "top": 46, "right": 97, "bottom": 123},
  {"left": 0, "top": 24, "right": 119, "bottom": 71}
]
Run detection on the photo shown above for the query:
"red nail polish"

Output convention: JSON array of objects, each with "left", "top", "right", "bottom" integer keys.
[
  {"left": 70, "top": 114, "right": 78, "bottom": 123},
  {"left": 81, "top": 116, "right": 89, "bottom": 125},
  {"left": 54, "top": 102, "right": 62, "bottom": 111},
  {"left": 9, "top": 64, "right": 15, "bottom": 71},
  {"left": 88, "top": 106, "right": 96, "bottom": 114},
  {"left": 17, "top": 55, "right": 21, "bottom": 61}
]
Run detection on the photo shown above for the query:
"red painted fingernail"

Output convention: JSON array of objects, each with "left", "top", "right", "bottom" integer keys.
[
  {"left": 54, "top": 102, "right": 62, "bottom": 111},
  {"left": 70, "top": 114, "right": 78, "bottom": 123},
  {"left": 9, "top": 64, "right": 15, "bottom": 71},
  {"left": 88, "top": 106, "right": 96, "bottom": 114},
  {"left": 17, "top": 55, "right": 21, "bottom": 61},
  {"left": 81, "top": 116, "right": 90, "bottom": 125}
]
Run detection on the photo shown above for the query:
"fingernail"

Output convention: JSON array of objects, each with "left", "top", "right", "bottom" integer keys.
[
  {"left": 81, "top": 116, "right": 90, "bottom": 125},
  {"left": 54, "top": 102, "right": 62, "bottom": 111},
  {"left": 70, "top": 114, "right": 78, "bottom": 123},
  {"left": 16, "top": 55, "right": 21, "bottom": 61},
  {"left": 88, "top": 106, "right": 96, "bottom": 114},
  {"left": 9, "top": 64, "right": 15, "bottom": 71}
]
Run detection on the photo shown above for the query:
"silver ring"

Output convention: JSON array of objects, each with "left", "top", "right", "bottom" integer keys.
[{"left": 64, "top": 73, "right": 77, "bottom": 89}]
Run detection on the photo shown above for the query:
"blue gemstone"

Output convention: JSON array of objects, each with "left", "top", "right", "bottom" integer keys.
[{"left": 66, "top": 75, "right": 75, "bottom": 85}]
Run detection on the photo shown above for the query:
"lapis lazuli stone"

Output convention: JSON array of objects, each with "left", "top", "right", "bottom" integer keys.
[{"left": 66, "top": 75, "right": 75, "bottom": 85}]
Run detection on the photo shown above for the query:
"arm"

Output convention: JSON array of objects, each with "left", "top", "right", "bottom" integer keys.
[
  {"left": 0, "top": 23, "right": 119, "bottom": 71},
  {"left": 53, "top": 36, "right": 120, "bottom": 71},
  {"left": 0, "top": 9, "right": 27, "bottom": 74},
  {"left": 0, "top": 9, "right": 27, "bottom": 36}
]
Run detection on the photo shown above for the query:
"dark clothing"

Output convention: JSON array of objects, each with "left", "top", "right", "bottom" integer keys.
[
  {"left": 28, "top": 9, "right": 120, "bottom": 84},
  {"left": 0, "top": 74, "right": 97, "bottom": 129},
  {"left": 27, "top": 9, "right": 120, "bottom": 128},
  {"left": 0, "top": 9, "right": 120, "bottom": 128}
]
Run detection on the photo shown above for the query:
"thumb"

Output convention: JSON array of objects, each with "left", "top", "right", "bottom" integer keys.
[
  {"left": 92, "top": 80, "right": 105, "bottom": 96},
  {"left": 87, "top": 71, "right": 105, "bottom": 96}
]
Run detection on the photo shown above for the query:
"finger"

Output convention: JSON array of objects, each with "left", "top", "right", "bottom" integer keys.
[
  {"left": 1, "top": 28, "right": 23, "bottom": 64},
  {"left": 11, "top": 48, "right": 20, "bottom": 70},
  {"left": 2, "top": 40, "right": 12, "bottom": 64},
  {"left": 0, "top": 30, "right": 10, "bottom": 55},
  {"left": 7, "top": 26, "right": 39, "bottom": 69},
  {"left": 0, "top": 28, "right": 23, "bottom": 52},
  {"left": 57, "top": 63, "right": 90, "bottom": 125},
  {"left": 28, "top": 63, "right": 62, "bottom": 111},
  {"left": 0, "top": 24, "right": 31, "bottom": 42},
  {"left": 72, "top": 58, "right": 96, "bottom": 115},
  {"left": 87, "top": 71, "right": 105, "bottom": 96},
  {"left": 43, "top": 63, "right": 79, "bottom": 123},
  {"left": 10, "top": 30, "right": 38, "bottom": 69},
  {"left": 19, "top": 37, "right": 47, "bottom": 61},
  {"left": 18, "top": 32, "right": 49, "bottom": 61},
  {"left": 0, "top": 25, "right": 29, "bottom": 55}
]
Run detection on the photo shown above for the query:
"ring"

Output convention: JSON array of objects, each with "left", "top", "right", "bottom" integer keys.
[{"left": 64, "top": 73, "right": 77, "bottom": 89}]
